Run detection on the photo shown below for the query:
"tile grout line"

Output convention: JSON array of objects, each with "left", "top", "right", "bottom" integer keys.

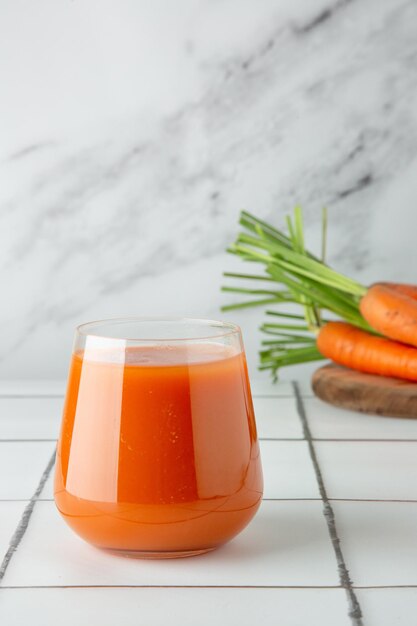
[
  {"left": 4, "top": 438, "right": 417, "bottom": 443},
  {"left": 309, "top": 438, "right": 417, "bottom": 443},
  {"left": 4, "top": 437, "right": 417, "bottom": 443},
  {"left": 0, "top": 584, "right": 342, "bottom": 590},
  {"left": 0, "top": 393, "right": 315, "bottom": 400},
  {"left": 2, "top": 583, "right": 417, "bottom": 590},
  {"left": 2, "top": 584, "right": 417, "bottom": 590},
  {"left": 4, "top": 438, "right": 417, "bottom": 444},
  {"left": 0, "top": 395, "right": 64, "bottom": 399},
  {"left": 292, "top": 382, "right": 364, "bottom": 626},
  {"left": 0, "top": 439, "right": 58, "bottom": 443},
  {"left": 0, "top": 451, "right": 56, "bottom": 583},
  {"left": 3, "top": 497, "right": 417, "bottom": 503},
  {"left": 0, "top": 497, "right": 326, "bottom": 503}
]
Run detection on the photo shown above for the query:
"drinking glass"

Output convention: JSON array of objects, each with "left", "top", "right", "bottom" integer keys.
[{"left": 54, "top": 318, "right": 263, "bottom": 558}]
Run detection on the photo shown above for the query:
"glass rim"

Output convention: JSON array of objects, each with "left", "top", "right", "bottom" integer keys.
[{"left": 76, "top": 316, "right": 242, "bottom": 343}]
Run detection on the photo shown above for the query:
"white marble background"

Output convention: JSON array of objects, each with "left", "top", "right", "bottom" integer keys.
[{"left": 1, "top": 0, "right": 417, "bottom": 379}]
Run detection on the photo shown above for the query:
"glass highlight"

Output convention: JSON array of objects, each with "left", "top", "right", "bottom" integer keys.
[{"left": 54, "top": 318, "right": 263, "bottom": 558}]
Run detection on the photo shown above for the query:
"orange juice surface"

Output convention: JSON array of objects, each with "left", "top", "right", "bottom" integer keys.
[{"left": 55, "top": 344, "right": 263, "bottom": 555}]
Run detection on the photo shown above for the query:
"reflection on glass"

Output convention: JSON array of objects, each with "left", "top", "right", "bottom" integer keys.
[{"left": 55, "top": 318, "right": 263, "bottom": 558}]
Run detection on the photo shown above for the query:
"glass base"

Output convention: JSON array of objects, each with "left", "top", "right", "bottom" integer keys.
[{"left": 102, "top": 546, "right": 216, "bottom": 560}]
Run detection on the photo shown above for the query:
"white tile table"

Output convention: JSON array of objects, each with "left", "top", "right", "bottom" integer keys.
[{"left": 0, "top": 379, "right": 416, "bottom": 625}]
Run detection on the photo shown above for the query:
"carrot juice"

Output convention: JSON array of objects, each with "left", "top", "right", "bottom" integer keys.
[{"left": 55, "top": 321, "right": 263, "bottom": 558}]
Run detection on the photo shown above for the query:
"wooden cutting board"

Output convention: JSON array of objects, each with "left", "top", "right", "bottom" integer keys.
[{"left": 312, "top": 364, "right": 417, "bottom": 418}]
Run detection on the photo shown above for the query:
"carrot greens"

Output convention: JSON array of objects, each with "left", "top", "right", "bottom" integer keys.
[{"left": 222, "top": 207, "right": 370, "bottom": 379}]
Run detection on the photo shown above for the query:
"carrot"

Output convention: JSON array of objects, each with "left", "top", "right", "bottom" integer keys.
[
  {"left": 316, "top": 321, "right": 417, "bottom": 381},
  {"left": 375, "top": 282, "right": 417, "bottom": 300},
  {"left": 225, "top": 207, "right": 417, "bottom": 379},
  {"left": 360, "top": 284, "right": 417, "bottom": 348}
]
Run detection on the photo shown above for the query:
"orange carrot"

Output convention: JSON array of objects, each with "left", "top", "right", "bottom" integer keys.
[
  {"left": 374, "top": 282, "right": 417, "bottom": 300},
  {"left": 317, "top": 321, "right": 417, "bottom": 381},
  {"left": 360, "top": 284, "right": 417, "bottom": 348}
]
